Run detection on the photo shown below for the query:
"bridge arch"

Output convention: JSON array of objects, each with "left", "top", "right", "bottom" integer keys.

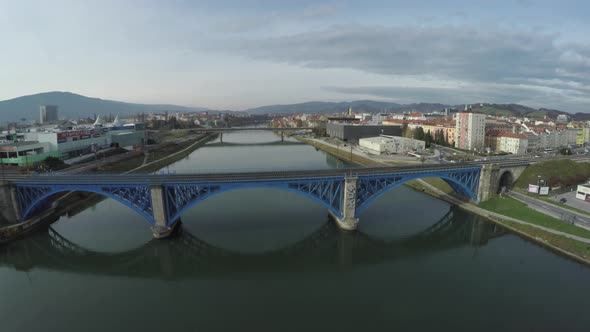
[
  {"left": 16, "top": 185, "right": 156, "bottom": 226},
  {"left": 355, "top": 169, "right": 480, "bottom": 217},
  {"left": 164, "top": 179, "right": 344, "bottom": 226}
]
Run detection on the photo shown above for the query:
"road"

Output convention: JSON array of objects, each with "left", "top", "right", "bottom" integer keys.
[
  {"left": 149, "top": 127, "right": 314, "bottom": 132},
  {"left": 508, "top": 191, "right": 590, "bottom": 230},
  {"left": 416, "top": 179, "right": 590, "bottom": 244}
]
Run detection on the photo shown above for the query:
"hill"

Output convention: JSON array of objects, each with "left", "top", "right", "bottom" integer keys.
[
  {"left": 0, "top": 91, "right": 210, "bottom": 122},
  {"left": 469, "top": 103, "right": 568, "bottom": 118},
  {"left": 0, "top": 91, "right": 582, "bottom": 122},
  {"left": 246, "top": 100, "right": 575, "bottom": 118},
  {"left": 245, "top": 100, "right": 450, "bottom": 115}
]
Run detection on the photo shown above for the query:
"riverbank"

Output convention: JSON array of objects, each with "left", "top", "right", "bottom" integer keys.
[
  {"left": 299, "top": 135, "right": 590, "bottom": 265},
  {"left": 0, "top": 133, "right": 217, "bottom": 243}
]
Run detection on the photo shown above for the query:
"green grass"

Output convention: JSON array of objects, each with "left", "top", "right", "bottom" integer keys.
[
  {"left": 473, "top": 106, "right": 514, "bottom": 117},
  {"left": 421, "top": 178, "right": 454, "bottom": 194},
  {"left": 479, "top": 196, "right": 590, "bottom": 239},
  {"left": 159, "top": 130, "right": 192, "bottom": 142},
  {"left": 296, "top": 137, "right": 384, "bottom": 167},
  {"left": 498, "top": 220, "right": 590, "bottom": 260},
  {"left": 96, "top": 155, "right": 144, "bottom": 172},
  {"left": 515, "top": 159, "right": 590, "bottom": 189},
  {"left": 525, "top": 110, "right": 550, "bottom": 118}
]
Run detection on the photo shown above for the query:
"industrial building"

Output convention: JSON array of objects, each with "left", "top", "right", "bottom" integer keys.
[
  {"left": 21, "top": 125, "right": 145, "bottom": 160},
  {"left": 327, "top": 123, "right": 401, "bottom": 142},
  {"left": 359, "top": 135, "right": 425, "bottom": 154}
]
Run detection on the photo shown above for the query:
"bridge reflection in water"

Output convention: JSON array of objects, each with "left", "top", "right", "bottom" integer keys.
[{"left": 0, "top": 207, "right": 505, "bottom": 279}]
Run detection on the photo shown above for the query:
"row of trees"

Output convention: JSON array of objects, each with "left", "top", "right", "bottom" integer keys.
[
  {"left": 547, "top": 174, "right": 588, "bottom": 188},
  {"left": 401, "top": 124, "right": 452, "bottom": 148}
]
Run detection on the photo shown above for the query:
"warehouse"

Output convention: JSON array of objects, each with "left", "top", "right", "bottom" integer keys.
[
  {"left": 326, "top": 124, "right": 401, "bottom": 142},
  {"left": 359, "top": 136, "right": 425, "bottom": 154}
]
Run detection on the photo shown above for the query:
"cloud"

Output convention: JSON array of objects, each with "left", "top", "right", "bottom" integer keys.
[
  {"left": 323, "top": 82, "right": 590, "bottom": 112},
  {"left": 214, "top": 23, "right": 590, "bottom": 111}
]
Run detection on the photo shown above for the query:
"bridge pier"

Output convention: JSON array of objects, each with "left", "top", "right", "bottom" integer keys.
[
  {"left": 330, "top": 177, "right": 359, "bottom": 231},
  {"left": 220, "top": 133, "right": 223, "bottom": 143},
  {"left": 150, "top": 185, "right": 177, "bottom": 239}
]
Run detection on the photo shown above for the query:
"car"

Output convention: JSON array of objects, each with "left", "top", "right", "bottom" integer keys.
[{"left": 560, "top": 198, "right": 567, "bottom": 203}]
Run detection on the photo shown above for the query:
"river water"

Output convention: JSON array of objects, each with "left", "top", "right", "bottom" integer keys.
[{"left": 1, "top": 131, "right": 590, "bottom": 331}]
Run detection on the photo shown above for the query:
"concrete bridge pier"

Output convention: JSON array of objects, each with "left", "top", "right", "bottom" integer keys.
[
  {"left": 330, "top": 177, "right": 359, "bottom": 231},
  {"left": 150, "top": 185, "right": 178, "bottom": 239},
  {"left": 0, "top": 185, "right": 20, "bottom": 225},
  {"left": 219, "top": 133, "right": 223, "bottom": 143}
]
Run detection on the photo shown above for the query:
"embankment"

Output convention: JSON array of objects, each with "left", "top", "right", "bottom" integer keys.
[
  {"left": 0, "top": 133, "right": 217, "bottom": 243},
  {"left": 298, "top": 136, "right": 590, "bottom": 265}
]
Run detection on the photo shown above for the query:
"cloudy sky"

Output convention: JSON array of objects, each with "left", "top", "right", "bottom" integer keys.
[{"left": 2, "top": 0, "right": 590, "bottom": 112}]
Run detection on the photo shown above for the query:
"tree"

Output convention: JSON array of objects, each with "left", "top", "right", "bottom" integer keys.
[
  {"left": 548, "top": 176, "right": 561, "bottom": 187},
  {"left": 401, "top": 123, "right": 409, "bottom": 137},
  {"left": 425, "top": 130, "right": 433, "bottom": 147},
  {"left": 413, "top": 127, "right": 425, "bottom": 141}
]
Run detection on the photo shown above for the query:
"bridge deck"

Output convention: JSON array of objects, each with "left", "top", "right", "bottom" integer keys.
[{"left": 11, "top": 162, "right": 519, "bottom": 185}]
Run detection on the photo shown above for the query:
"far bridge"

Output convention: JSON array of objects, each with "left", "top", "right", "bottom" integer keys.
[{"left": 10, "top": 161, "right": 528, "bottom": 238}]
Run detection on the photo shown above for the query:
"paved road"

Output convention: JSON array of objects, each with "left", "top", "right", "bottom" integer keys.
[
  {"left": 149, "top": 127, "right": 314, "bottom": 132},
  {"left": 508, "top": 191, "right": 590, "bottom": 230},
  {"left": 550, "top": 191, "right": 590, "bottom": 213},
  {"left": 416, "top": 179, "right": 590, "bottom": 244}
]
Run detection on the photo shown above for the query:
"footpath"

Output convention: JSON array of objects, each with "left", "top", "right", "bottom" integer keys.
[
  {"left": 416, "top": 179, "right": 590, "bottom": 244},
  {"left": 301, "top": 136, "right": 590, "bottom": 263}
]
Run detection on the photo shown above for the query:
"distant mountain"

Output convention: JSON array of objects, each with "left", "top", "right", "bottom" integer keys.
[
  {"left": 245, "top": 100, "right": 450, "bottom": 115},
  {"left": 0, "top": 91, "right": 581, "bottom": 123},
  {"left": 247, "top": 100, "right": 578, "bottom": 120},
  {"left": 468, "top": 103, "right": 569, "bottom": 118},
  {"left": 0, "top": 91, "right": 211, "bottom": 122}
]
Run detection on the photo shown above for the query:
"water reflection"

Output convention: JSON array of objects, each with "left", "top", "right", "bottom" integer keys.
[{"left": 0, "top": 208, "right": 505, "bottom": 279}]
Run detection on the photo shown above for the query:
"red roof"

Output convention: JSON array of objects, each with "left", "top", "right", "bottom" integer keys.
[{"left": 498, "top": 132, "right": 527, "bottom": 139}]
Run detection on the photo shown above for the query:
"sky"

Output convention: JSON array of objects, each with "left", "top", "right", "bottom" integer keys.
[{"left": 1, "top": 0, "right": 590, "bottom": 112}]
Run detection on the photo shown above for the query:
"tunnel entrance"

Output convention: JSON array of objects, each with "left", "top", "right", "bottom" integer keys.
[{"left": 498, "top": 171, "right": 514, "bottom": 194}]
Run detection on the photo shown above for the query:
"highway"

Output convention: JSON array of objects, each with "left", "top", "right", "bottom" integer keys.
[{"left": 508, "top": 191, "right": 590, "bottom": 229}]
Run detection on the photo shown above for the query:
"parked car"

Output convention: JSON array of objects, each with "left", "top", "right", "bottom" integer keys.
[{"left": 560, "top": 198, "right": 567, "bottom": 203}]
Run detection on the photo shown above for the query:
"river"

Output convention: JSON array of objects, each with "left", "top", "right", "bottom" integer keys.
[{"left": 1, "top": 131, "right": 589, "bottom": 331}]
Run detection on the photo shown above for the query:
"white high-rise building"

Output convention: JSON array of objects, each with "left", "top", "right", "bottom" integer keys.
[{"left": 455, "top": 112, "right": 486, "bottom": 151}]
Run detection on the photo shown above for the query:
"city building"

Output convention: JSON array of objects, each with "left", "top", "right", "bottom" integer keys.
[
  {"left": 455, "top": 112, "right": 486, "bottom": 151},
  {"left": 576, "top": 184, "right": 590, "bottom": 201},
  {"left": 485, "top": 131, "right": 528, "bottom": 155},
  {"left": 23, "top": 125, "right": 145, "bottom": 159},
  {"left": 359, "top": 135, "right": 425, "bottom": 154},
  {"left": 498, "top": 132, "right": 528, "bottom": 155},
  {"left": 556, "top": 114, "right": 569, "bottom": 125},
  {"left": 326, "top": 123, "right": 401, "bottom": 142},
  {"left": 382, "top": 119, "right": 456, "bottom": 146},
  {"left": 40, "top": 105, "right": 59, "bottom": 124},
  {"left": 0, "top": 141, "right": 57, "bottom": 166}
]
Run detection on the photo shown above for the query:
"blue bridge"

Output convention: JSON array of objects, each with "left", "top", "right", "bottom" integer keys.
[{"left": 11, "top": 164, "right": 487, "bottom": 238}]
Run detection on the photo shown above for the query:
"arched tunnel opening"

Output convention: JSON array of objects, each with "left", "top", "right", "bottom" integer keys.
[{"left": 498, "top": 171, "right": 514, "bottom": 194}]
